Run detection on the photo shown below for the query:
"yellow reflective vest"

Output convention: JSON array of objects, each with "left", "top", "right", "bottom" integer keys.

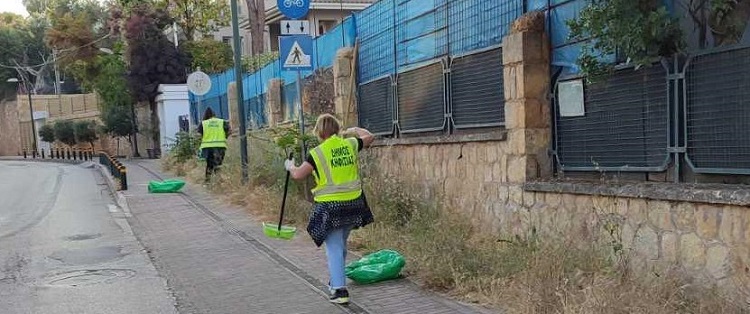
[
  {"left": 309, "top": 135, "right": 362, "bottom": 202},
  {"left": 200, "top": 118, "right": 227, "bottom": 149}
]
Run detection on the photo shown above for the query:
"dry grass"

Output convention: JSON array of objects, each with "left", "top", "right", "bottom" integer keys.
[{"left": 163, "top": 137, "right": 748, "bottom": 314}]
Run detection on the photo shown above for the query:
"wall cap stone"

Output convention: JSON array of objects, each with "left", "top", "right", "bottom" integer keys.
[
  {"left": 524, "top": 180, "right": 750, "bottom": 207},
  {"left": 372, "top": 130, "right": 507, "bottom": 147}
]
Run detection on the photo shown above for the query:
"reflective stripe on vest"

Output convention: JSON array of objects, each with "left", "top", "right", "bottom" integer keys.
[
  {"left": 310, "top": 136, "right": 362, "bottom": 202},
  {"left": 200, "top": 118, "right": 227, "bottom": 149}
]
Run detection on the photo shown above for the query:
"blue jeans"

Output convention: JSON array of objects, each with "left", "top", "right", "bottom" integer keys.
[{"left": 325, "top": 225, "right": 353, "bottom": 290}]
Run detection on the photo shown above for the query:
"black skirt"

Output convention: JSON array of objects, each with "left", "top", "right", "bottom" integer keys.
[{"left": 306, "top": 194, "right": 375, "bottom": 247}]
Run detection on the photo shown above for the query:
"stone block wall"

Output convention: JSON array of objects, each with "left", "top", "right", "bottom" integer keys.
[
  {"left": 362, "top": 11, "right": 750, "bottom": 295},
  {"left": 333, "top": 47, "right": 357, "bottom": 127},
  {"left": 0, "top": 98, "right": 21, "bottom": 156}
]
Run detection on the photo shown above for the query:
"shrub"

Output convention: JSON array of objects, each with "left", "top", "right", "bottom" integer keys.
[
  {"left": 74, "top": 120, "right": 99, "bottom": 148},
  {"left": 171, "top": 131, "right": 202, "bottom": 163},
  {"left": 39, "top": 124, "right": 56, "bottom": 143},
  {"left": 53, "top": 120, "right": 77, "bottom": 147}
]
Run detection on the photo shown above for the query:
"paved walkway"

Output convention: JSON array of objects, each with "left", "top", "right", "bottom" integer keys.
[{"left": 120, "top": 160, "right": 494, "bottom": 314}]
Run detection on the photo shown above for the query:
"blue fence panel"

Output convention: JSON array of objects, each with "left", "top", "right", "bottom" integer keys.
[
  {"left": 448, "top": 0, "right": 523, "bottom": 55},
  {"left": 395, "top": 0, "right": 448, "bottom": 67},
  {"left": 315, "top": 17, "right": 357, "bottom": 68},
  {"left": 245, "top": 94, "right": 267, "bottom": 128},
  {"left": 356, "top": 0, "right": 396, "bottom": 83},
  {"left": 282, "top": 83, "right": 298, "bottom": 121}
]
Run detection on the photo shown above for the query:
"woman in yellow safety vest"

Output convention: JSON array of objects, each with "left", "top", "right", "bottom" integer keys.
[
  {"left": 197, "top": 108, "right": 230, "bottom": 183},
  {"left": 285, "top": 114, "right": 375, "bottom": 305}
]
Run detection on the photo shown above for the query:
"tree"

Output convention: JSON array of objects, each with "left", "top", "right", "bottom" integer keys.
[
  {"left": 0, "top": 13, "right": 52, "bottom": 95},
  {"left": 92, "top": 44, "right": 140, "bottom": 156},
  {"left": 0, "top": 14, "right": 28, "bottom": 97},
  {"left": 182, "top": 39, "right": 233, "bottom": 73},
  {"left": 53, "top": 120, "right": 77, "bottom": 147},
  {"left": 39, "top": 124, "right": 56, "bottom": 143},
  {"left": 74, "top": 120, "right": 99, "bottom": 148},
  {"left": 567, "top": 0, "right": 684, "bottom": 82},
  {"left": 155, "top": 0, "right": 229, "bottom": 41},
  {"left": 124, "top": 3, "right": 188, "bottom": 150},
  {"left": 244, "top": 0, "right": 266, "bottom": 55},
  {"left": 100, "top": 103, "right": 136, "bottom": 139}
]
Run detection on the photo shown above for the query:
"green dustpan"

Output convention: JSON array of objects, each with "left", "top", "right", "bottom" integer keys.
[
  {"left": 262, "top": 223, "right": 297, "bottom": 240},
  {"left": 264, "top": 153, "right": 297, "bottom": 240}
]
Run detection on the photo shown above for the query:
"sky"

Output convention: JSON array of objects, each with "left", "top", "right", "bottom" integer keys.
[{"left": 2, "top": 0, "right": 29, "bottom": 17}]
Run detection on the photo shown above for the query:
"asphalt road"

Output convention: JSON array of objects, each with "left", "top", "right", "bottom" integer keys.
[{"left": 0, "top": 161, "right": 178, "bottom": 314}]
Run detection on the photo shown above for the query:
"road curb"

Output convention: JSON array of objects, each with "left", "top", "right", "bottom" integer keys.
[{"left": 94, "top": 163, "right": 131, "bottom": 217}]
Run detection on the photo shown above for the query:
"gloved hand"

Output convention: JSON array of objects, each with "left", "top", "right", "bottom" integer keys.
[{"left": 284, "top": 158, "right": 295, "bottom": 171}]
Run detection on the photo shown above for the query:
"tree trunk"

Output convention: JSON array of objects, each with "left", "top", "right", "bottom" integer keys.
[{"left": 245, "top": 0, "right": 266, "bottom": 55}]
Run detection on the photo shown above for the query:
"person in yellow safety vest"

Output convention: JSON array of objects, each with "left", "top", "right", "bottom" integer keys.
[
  {"left": 197, "top": 108, "right": 230, "bottom": 183},
  {"left": 285, "top": 114, "right": 375, "bottom": 305}
]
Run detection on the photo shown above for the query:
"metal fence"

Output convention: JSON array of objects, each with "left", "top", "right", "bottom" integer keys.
[
  {"left": 282, "top": 83, "right": 299, "bottom": 122},
  {"left": 245, "top": 94, "right": 267, "bottom": 129},
  {"left": 555, "top": 62, "right": 670, "bottom": 171},
  {"left": 684, "top": 45, "right": 750, "bottom": 175},
  {"left": 397, "top": 61, "right": 447, "bottom": 134},
  {"left": 196, "top": 95, "right": 229, "bottom": 120},
  {"left": 356, "top": 0, "right": 522, "bottom": 137},
  {"left": 554, "top": 44, "right": 750, "bottom": 177}
]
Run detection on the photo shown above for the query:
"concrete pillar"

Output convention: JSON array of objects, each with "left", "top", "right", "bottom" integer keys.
[
  {"left": 502, "top": 11, "right": 552, "bottom": 183},
  {"left": 227, "top": 82, "right": 240, "bottom": 132},
  {"left": 333, "top": 47, "right": 358, "bottom": 127},
  {"left": 266, "top": 79, "right": 284, "bottom": 127}
]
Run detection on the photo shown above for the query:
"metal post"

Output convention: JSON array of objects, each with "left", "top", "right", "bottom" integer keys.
[
  {"left": 296, "top": 70, "right": 306, "bottom": 158},
  {"left": 26, "top": 85, "right": 38, "bottom": 155},
  {"left": 230, "top": 0, "right": 249, "bottom": 183}
]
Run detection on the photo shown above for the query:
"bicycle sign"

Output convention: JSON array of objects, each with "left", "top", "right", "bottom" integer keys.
[{"left": 277, "top": 0, "right": 309, "bottom": 19}]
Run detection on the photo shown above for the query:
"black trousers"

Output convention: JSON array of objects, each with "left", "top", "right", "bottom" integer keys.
[{"left": 204, "top": 147, "right": 226, "bottom": 181}]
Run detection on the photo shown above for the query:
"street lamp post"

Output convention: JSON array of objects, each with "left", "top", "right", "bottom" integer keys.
[{"left": 7, "top": 78, "right": 38, "bottom": 156}]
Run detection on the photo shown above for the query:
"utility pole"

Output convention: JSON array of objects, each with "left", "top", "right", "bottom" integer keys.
[{"left": 230, "top": 0, "right": 249, "bottom": 183}]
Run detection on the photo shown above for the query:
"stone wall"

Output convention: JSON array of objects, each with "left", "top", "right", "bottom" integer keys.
[
  {"left": 362, "top": 11, "right": 750, "bottom": 296},
  {"left": 0, "top": 98, "right": 21, "bottom": 156},
  {"left": 10, "top": 93, "right": 136, "bottom": 157}
]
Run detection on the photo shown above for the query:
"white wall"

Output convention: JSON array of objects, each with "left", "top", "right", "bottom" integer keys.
[{"left": 156, "top": 85, "right": 191, "bottom": 154}]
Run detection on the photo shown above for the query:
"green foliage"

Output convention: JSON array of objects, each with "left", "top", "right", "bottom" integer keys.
[
  {"left": 0, "top": 13, "right": 49, "bottom": 95},
  {"left": 266, "top": 117, "right": 319, "bottom": 160},
  {"left": 39, "top": 124, "right": 56, "bottom": 143},
  {"left": 242, "top": 51, "right": 279, "bottom": 73},
  {"left": 74, "top": 120, "right": 99, "bottom": 147},
  {"left": 53, "top": 120, "right": 77, "bottom": 146},
  {"left": 567, "top": 0, "right": 684, "bottom": 82},
  {"left": 100, "top": 103, "right": 135, "bottom": 138},
  {"left": 171, "top": 131, "right": 202, "bottom": 162},
  {"left": 182, "top": 39, "right": 233, "bottom": 73},
  {"left": 154, "top": 0, "right": 229, "bottom": 41}
]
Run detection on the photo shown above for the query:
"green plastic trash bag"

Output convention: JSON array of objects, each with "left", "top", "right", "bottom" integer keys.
[
  {"left": 148, "top": 179, "right": 186, "bottom": 193},
  {"left": 345, "top": 249, "right": 405, "bottom": 284}
]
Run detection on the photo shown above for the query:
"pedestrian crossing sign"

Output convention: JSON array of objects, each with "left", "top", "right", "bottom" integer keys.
[{"left": 280, "top": 35, "right": 313, "bottom": 71}]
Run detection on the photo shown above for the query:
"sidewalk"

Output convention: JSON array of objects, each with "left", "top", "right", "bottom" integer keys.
[{"left": 119, "top": 160, "right": 495, "bottom": 314}]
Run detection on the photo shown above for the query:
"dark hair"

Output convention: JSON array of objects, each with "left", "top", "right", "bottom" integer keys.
[{"left": 203, "top": 108, "right": 215, "bottom": 121}]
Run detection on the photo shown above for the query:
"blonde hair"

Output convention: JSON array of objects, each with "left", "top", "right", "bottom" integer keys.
[{"left": 313, "top": 114, "right": 341, "bottom": 140}]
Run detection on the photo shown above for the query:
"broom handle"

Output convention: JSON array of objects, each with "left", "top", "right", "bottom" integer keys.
[{"left": 278, "top": 152, "right": 294, "bottom": 232}]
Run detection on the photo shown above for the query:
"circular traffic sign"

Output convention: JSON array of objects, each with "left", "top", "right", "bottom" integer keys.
[
  {"left": 187, "top": 71, "right": 212, "bottom": 96},
  {"left": 278, "top": 0, "right": 310, "bottom": 19}
]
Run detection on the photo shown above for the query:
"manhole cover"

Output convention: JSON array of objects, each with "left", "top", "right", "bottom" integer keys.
[{"left": 45, "top": 269, "right": 136, "bottom": 287}]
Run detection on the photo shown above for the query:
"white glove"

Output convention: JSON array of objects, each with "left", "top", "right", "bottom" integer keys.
[{"left": 284, "top": 158, "right": 295, "bottom": 171}]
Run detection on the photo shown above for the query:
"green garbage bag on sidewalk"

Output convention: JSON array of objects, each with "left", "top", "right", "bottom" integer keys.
[
  {"left": 345, "top": 249, "right": 405, "bottom": 284},
  {"left": 148, "top": 179, "right": 186, "bottom": 193}
]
